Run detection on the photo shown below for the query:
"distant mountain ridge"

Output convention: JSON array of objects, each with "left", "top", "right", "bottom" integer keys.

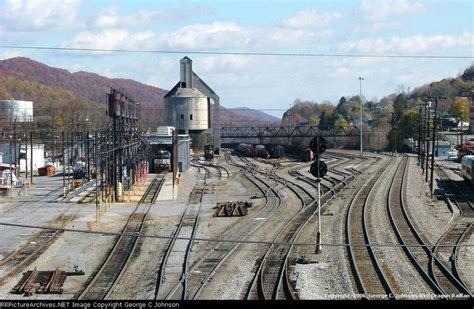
[
  {"left": 0, "top": 57, "right": 280, "bottom": 128},
  {"left": 229, "top": 107, "right": 280, "bottom": 123}
]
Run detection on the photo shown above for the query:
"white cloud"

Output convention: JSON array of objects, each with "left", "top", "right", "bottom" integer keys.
[
  {"left": 157, "top": 22, "right": 250, "bottom": 50},
  {"left": 93, "top": 4, "right": 210, "bottom": 29},
  {"left": 360, "top": 0, "right": 426, "bottom": 21},
  {"left": 359, "top": 0, "right": 426, "bottom": 29},
  {"left": 62, "top": 28, "right": 155, "bottom": 52},
  {"left": 199, "top": 55, "right": 255, "bottom": 73},
  {"left": 61, "top": 21, "right": 331, "bottom": 54},
  {"left": 94, "top": 6, "right": 168, "bottom": 29},
  {"left": 339, "top": 32, "right": 473, "bottom": 54},
  {"left": 280, "top": 8, "right": 341, "bottom": 29},
  {"left": 1, "top": 0, "right": 82, "bottom": 31}
]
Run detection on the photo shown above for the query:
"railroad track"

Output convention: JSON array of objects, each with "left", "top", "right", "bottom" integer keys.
[
  {"left": 245, "top": 154, "right": 362, "bottom": 300},
  {"left": 431, "top": 223, "right": 473, "bottom": 292},
  {"left": 2, "top": 184, "right": 65, "bottom": 214},
  {"left": 387, "top": 156, "right": 472, "bottom": 299},
  {"left": 191, "top": 158, "right": 229, "bottom": 179},
  {"left": 0, "top": 214, "right": 76, "bottom": 285},
  {"left": 434, "top": 163, "right": 474, "bottom": 218},
  {"left": 77, "top": 175, "right": 165, "bottom": 300},
  {"left": 344, "top": 157, "right": 395, "bottom": 299},
  {"left": 155, "top": 167, "right": 207, "bottom": 299},
  {"left": 162, "top": 152, "right": 285, "bottom": 300}
]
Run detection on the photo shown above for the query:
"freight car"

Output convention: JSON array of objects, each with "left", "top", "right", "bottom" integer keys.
[
  {"left": 461, "top": 155, "right": 474, "bottom": 184},
  {"left": 301, "top": 148, "right": 313, "bottom": 162},
  {"left": 236, "top": 143, "right": 255, "bottom": 157},
  {"left": 270, "top": 145, "right": 285, "bottom": 158},
  {"left": 255, "top": 145, "right": 270, "bottom": 158}
]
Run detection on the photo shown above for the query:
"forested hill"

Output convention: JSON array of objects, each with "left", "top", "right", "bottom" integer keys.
[
  {"left": 281, "top": 66, "right": 473, "bottom": 151},
  {"left": 0, "top": 57, "right": 280, "bottom": 131}
]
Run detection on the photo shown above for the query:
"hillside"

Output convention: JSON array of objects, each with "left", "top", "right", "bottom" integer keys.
[
  {"left": 280, "top": 66, "right": 474, "bottom": 151},
  {"left": 229, "top": 107, "right": 280, "bottom": 124},
  {"left": 0, "top": 57, "right": 280, "bottom": 132}
]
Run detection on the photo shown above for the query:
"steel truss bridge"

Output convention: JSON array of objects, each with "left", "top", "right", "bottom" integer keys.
[{"left": 220, "top": 125, "right": 361, "bottom": 139}]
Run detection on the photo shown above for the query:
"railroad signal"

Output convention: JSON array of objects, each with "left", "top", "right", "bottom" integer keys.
[
  {"left": 309, "top": 136, "right": 327, "bottom": 157},
  {"left": 310, "top": 160, "right": 327, "bottom": 178}
]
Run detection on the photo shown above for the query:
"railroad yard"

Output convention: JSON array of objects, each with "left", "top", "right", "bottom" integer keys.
[{"left": 0, "top": 149, "right": 472, "bottom": 300}]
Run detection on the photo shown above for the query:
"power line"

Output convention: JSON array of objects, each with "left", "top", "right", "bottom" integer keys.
[
  {"left": 0, "top": 221, "right": 472, "bottom": 248},
  {"left": 0, "top": 45, "right": 472, "bottom": 59}
]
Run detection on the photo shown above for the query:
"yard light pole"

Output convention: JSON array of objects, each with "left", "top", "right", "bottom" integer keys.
[{"left": 359, "top": 77, "right": 364, "bottom": 156}]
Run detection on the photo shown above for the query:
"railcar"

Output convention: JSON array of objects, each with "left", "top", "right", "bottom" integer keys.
[
  {"left": 301, "top": 148, "right": 313, "bottom": 162},
  {"left": 270, "top": 145, "right": 285, "bottom": 158},
  {"left": 255, "top": 145, "right": 270, "bottom": 158},
  {"left": 461, "top": 155, "right": 474, "bottom": 184},
  {"left": 236, "top": 143, "right": 255, "bottom": 157},
  {"left": 154, "top": 150, "right": 171, "bottom": 172},
  {"left": 204, "top": 145, "right": 214, "bottom": 161},
  {"left": 73, "top": 160, "right": 86, "bottom": 179}
]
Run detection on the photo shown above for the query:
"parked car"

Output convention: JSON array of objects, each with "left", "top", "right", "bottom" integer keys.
[{"left": 447, "top": 149, "right": 458, "bottom": 161}]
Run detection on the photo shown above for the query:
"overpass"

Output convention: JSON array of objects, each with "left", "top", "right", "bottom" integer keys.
[{"left": 220, "top": 125, "right": 360, "bottom": 139}]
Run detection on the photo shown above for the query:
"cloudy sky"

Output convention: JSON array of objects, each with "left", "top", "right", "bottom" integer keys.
[{"left": 0, "top": 0, "right": 472, "bottom": 117}]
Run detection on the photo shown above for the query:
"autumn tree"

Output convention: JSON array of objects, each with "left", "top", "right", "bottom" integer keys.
[{"left": 449, "top": 97, "right": 470, "bottom": 121}]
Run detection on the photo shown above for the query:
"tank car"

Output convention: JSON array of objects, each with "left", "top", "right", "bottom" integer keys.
[
  {"left": 270, "top": 145, "right": 285, "bottom": 158},
  {"left": 461, "top": 155, "right": 474, "bottom": 184},
  {"left": 301, "top": 148, "right": 313, "bottom": 162},
  {"left": 237, "top": 143, "right": 255, "bottom": 157},
  {"left": 255, "top": 145, "right": 270, "bottom": 158}
]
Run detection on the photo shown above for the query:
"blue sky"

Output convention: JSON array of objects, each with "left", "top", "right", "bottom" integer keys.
[{"left": 0, "top": 0, "right": 472, "bottom": 118}]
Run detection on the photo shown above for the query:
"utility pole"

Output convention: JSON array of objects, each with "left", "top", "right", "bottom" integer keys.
[
  {"left": 424, "top": 95, "right": 445, "bottom": 197},
  {"left": 359, "top": 77, "right": 364, "bottom": 157},
  {"left": 425, "top": 101, "right": 430, "bottom": 182},
  {"left": 95, "top": 131, "right": 100, "bottom": 223},
  {"left": 62, "top": 131, "right": 66, "bottom": 197},
  {"left": 30, "top": 131, "right": 33, "bottom": 185},
  {"left": 418, "top": 105, "right": 422, "bottom": 164},
  {"left": 25, "top": 131, "right": 28, "bottom": 185},
  {"left": 9, "top": 137, "right": 13, "bottom": 197}
]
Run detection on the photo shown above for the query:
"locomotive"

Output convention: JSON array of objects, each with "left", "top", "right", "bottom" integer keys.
[
  {"left": 73, "top": 160, "right": 86, "bottom": 179},
  {"left": 154, "top": 150, "right": 171, "bottom": 172},
  {"left": 204, "top": 145, "right": 215, "bottom": 161}
]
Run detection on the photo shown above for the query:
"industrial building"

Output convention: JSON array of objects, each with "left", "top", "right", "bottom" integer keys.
[
  {"left": 146, "top": 127, "right": 191, "bottom": 172},
  {"left": 0, "top": 143, "right": 45, "bottom": 174},
  {"left": 164, "top": 57, "right": 221, "bottom": 155},
  {"left": 0, "top": 99, "right": 33, "bottom": 123}
]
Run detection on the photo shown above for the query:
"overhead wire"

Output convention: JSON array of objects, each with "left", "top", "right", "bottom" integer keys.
[
  {"left": 0, "top": 45, "right": 472, "bottom": 59},
  {"left": 0, "top": 221, "right": 472, "bottom": 248}
]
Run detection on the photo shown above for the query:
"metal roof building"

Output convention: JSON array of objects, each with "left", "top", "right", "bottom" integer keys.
[{"left": 164, "top": 57, "right": 221, "bottom": 155}]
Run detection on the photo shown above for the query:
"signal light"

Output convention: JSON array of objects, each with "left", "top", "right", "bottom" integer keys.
[{"left": 310, "top": 136, "right": 327, "bottom": 157}]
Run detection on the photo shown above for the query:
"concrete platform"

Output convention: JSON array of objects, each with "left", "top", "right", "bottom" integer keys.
[{"left": 156, "top": 173, "right": 176, "bottom": 201}]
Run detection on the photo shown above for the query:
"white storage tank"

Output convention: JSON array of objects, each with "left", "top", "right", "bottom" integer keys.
[
  {"left": 0, "top": 100, "right": 33, "bottom": 122},
  {"left": 165, "top": 88, "right": 209, "bottom": 132}
]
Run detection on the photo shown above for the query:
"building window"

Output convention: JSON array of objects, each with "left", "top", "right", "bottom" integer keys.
[
  {"left": 180, "top": 114, "right": 184, "bottom": 119},
  {"left": 190, "top": 114, "right": 193, "bottom": 120}
]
